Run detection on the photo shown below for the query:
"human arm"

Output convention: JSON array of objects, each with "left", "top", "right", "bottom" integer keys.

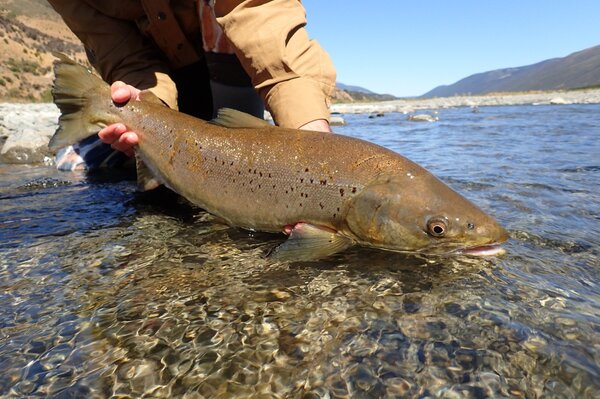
[
  {"left": 215, "top": 0, "right": 337, "bottom": 130},
  {"left": 47, "top": 0, "right": 181, "bottom": 156},
  {"left": 46, "top": 0, "right": 179, "bottom": 110}
]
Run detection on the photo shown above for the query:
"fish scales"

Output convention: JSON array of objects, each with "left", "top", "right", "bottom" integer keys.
[{"left": 124, "top": 101, "right": 403, "bottom": 232}]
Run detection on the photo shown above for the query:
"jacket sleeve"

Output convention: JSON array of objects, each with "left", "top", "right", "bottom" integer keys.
[
  {"left": 47, "top": 0, "right": 179, "bottom": 110},
  {"left": 215, "top": 0, "right": 336, "bottom": 128}
]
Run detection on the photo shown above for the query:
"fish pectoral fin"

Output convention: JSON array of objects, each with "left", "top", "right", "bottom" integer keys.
[
  {"left": 270, "top": 223, "right": 353, "bottom": 262},
  {"left": 135, "top": 155, "right": 162, "bottom": 191},
  {"left": 210, "top": 108, "right": 271, "bottom": 128}
]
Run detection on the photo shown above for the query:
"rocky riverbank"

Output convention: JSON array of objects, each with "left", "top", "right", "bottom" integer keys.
[
  {"left": 331, "top": 88, "right": 600, "bottom": 113},
  {"left": 0, "top": 103, "right": 58, "bottom": 165},
  {"left": 2, "top": 88, "right": 600, "bottom": 165}
]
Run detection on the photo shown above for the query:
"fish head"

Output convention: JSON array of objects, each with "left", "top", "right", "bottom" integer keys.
[{"left": 345, "top": 172, "right": 509, "bottom": 256}]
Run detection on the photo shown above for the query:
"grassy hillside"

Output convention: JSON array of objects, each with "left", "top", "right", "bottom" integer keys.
[{"left": 0, "top": 0, "right": 86, "bottom": 102}]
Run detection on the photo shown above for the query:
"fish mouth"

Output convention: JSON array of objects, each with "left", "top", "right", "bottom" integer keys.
[{"left": 457, "top": 243, "right": 506, "bottom": 257}]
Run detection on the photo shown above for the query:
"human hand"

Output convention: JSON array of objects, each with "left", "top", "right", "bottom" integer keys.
[
  {"left": 299, "top": 119, "right": 332, "bottom": 133},
  {"left": 98, "top": 81, "right": 141, "bottom": 157}
]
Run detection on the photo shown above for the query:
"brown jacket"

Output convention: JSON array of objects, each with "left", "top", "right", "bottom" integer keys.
[{"left": 47, "top": 0, "right": 336, "bottom": 128}]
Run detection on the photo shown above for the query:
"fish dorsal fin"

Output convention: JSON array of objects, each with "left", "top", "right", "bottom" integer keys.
[
  {"left": 138, "top": 90, "right": 166, "bottom": 105},
  {"left": 210, "top": 108, "right": 271, "bottom": 128},
  {"left": 136, "top": 155, "right": 162, "bottom": 191},
  {"left": 270, "top": 223, "right": 353, "bottom": 262}
]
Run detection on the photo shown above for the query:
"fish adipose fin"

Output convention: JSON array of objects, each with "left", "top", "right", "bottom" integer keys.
[
  {"left": 210, "top": 108, "right": 271, "bottom": 128},
  {"left": 271, "top": 223, "right": 353, "bottom": 262},
  {"left": 138, "top": 90, "right": 166, "bottom": 105},
  {"left": 48, "top": 53, "right": 113, "bottom": 151}
]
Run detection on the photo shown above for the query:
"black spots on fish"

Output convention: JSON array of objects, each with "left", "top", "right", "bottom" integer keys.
[
  {"left": 305, "top": 168, "right": 309, "bottom": 172},
  {"left": 320, "top": 179, "right": 327, "bottom": 186},
  {"left": 319, "top": 202, "right": 324, "bottom": 209},
  {"left": 259, "top": 172, "right": 263, "bottom": 177},
  {"left": 290, "top": 187, "right": 294, "bottom": 192},
  {"left": 351, "top": 187, "right": 357, "bottom": 193},
  {"left": 214, "top": 157, "right": 218, "bottom": 163},
  {"left": 340, "top": 188, "right": 345, "bottom": 197},
  {"left": 300, "top": 178, "right": 304, "bottom": 183},
  {"left": 272, "top": 184, "right": 276, "bottom": 189},
  {"left": 268, "top": 173, "right": 272, "bottom": 178},
  {"left": 337, "top": 207, "right": 340, "bottom": 212},
  {"left": 258, "top": 184, "right": 262, "bottom": 189},
  {"left": 230, "top": 161, "right": 234, "bottom": 166},
  {"left": 310, "top": 179, "right": 314, "bottom": 184},
  {"left": 238, "top": 171, "right": 241, "bottom": 175},
  {"left": 333, "top": 213, "right": 337, "bottom": 218},
  {"left": 253, "top": 169, "right": 257, "bottom": 174},
  {"left": 299, "top": 203, "right": 303, "bottom": 207}
]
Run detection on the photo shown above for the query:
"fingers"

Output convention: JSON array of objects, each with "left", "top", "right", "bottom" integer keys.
[
  {"left": 113, "top": 132, "right": 138, "bottom": 158},
  {"left": 299, "top": 119, "right": 332, "bottom": 133},
  {"left": 111, "top": 81, "right": 141, "bottom": 104},
  {"left": 104, "top": 82, "right": 142, "bottom": 157},
  {"left": 98, "top": 123, "right": 138, "bottom": 158}
]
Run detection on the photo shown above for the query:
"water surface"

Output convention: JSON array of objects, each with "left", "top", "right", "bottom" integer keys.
[{"left": 1, "top": 104, "right": 599, "bottom": 398}]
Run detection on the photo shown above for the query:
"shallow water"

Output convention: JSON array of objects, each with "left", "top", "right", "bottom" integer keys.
[{"left": 1, "top": 104, "right": 599, "bottom": 398}]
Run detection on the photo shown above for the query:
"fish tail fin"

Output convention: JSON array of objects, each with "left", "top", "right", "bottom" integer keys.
[{"left": 48, "top": 53, "right": 114, "bottom": 151}]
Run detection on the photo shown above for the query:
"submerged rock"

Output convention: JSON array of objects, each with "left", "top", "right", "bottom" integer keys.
[
  {"left": 330, "top": 114, "right": 346, "bottom": 126},
  {"left": 407, "top": 113, "right": 439, "bottom": 122}
]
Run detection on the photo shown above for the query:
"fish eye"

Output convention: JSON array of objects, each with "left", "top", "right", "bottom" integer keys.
[
  {"left": 467, "top": 222, "right": 475, "bottom": 230},
  {"left": 427, "top": 218, "right": 447, "bottom": 237}
]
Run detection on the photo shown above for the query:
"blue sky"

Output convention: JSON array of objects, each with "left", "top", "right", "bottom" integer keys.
[{"left": 302, "top": 1, "right": 600, "bottom": 97}]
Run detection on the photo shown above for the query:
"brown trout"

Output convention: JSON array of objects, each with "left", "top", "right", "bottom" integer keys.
[{"left": 49, "top": 55, "right": 509, "bottom": 261}]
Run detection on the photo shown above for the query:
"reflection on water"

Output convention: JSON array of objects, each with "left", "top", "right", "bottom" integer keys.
[{"left": 1, "top": 104, "right": 599, "bottom": 398}]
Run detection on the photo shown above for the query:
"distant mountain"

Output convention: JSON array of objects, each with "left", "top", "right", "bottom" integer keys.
[
  {"left": 334, "top": 82, "right": 397, "bottom": 103},
  {"left": 336, "top": 83, "right": 374, "bottom": 94},
  {"left": 423, "top": 45, "right": 600, "bottom": 98}
]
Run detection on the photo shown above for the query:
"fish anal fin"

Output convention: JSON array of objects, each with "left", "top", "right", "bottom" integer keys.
[
  {"left": 136, "top": 155, "right": 162, "bottom": 191},
  {"left": 210, "top": 108, "right": 271, "bottom": 128},
  {"left": 271, "top": 223, "right": 353, "bottom": 262}
]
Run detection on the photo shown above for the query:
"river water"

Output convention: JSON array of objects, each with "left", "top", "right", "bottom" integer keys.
[{"left": 1, "top": 104, "right": 599, "bottom": 398}]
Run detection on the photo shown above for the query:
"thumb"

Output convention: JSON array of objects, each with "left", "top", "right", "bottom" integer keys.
[{"left": 111, "top": 81, "right": 133, "bottom": 104}]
